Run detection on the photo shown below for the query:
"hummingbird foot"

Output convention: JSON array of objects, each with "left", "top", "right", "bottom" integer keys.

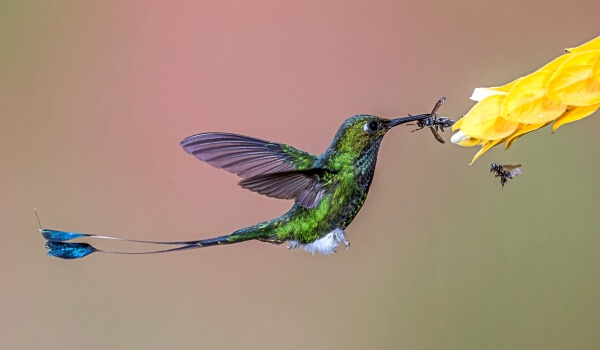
[{"left": 333, "top": 228, "right": 350, "bottom": 251}]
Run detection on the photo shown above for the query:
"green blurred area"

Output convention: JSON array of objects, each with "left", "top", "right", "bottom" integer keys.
[{"left": 2, "top": 1, "right": 600, "bottom": 349}]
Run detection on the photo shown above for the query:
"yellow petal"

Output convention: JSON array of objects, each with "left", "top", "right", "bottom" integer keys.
[
  {"left": 450, "top": 131, "right": 482, "bottom": 147},
  {"left": 504, "top": 122, "right": 549, "bottom": 149},
  {"left": 536, "top": 53, "right": 572, "bottom": 73},
  {"left": 459, "top": 94, "right": 520, "bottom": 140},
  {"left": 470, "top": 79, "right": 520, "bottom": 102},
  {"left": 456, "top": 136, "right": 482, "bottom": 147},
  {"left": 488, "top": 79, "right": 520, "bottom": 93},
  {"left": 547, "top": 51, "right": 600, "bottom": 106},
  {"left": 458, "top": 138, "right": 482, "bottom": 147},
  {"left": 502, "top": 69, "right": 567, "bottom": 124},
  {"left": 471, "top": 88, "right": 507, "bottom": 102},
  {"left": 470, "top": 139, "right": 503, "bottom": 165},
  {"left": 593, "top": 55, "right": 600, "bottom": 81},
  {"left": 566, "top": 36, "right": 600, "bottom": 53},
  {"left": 451, "top": 117, "right": 463, "bottom": 131},
  {"left": 552, "top": 103, "right": 600, "bottom": 132}
]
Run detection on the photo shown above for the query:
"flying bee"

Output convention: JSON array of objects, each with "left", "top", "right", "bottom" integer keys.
[
  {"left": 408, "top": 97, "right": 456, "bottom": 143},
  {"left": 490, "top": 163, "right": 522, "bottom": 188}
]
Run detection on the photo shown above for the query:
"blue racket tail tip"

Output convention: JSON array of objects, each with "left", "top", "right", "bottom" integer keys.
[
  {"left": 35, "top": 207, "right": 87, "bottom": 242},
  {"left": 45, "top": 241, "right": 97, "bottom": 259},
  {"left": 42, "top": 229, "right": 87, "bottom": 242}
]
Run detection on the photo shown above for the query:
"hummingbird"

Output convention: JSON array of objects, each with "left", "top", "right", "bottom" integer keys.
[{"left": 41, "top": 108, "right": 436, "bottom": 259}]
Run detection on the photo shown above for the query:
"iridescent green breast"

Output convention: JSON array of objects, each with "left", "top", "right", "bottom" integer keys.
[{"left": 269, "top": 128, "right": 383, "bottom": 244}]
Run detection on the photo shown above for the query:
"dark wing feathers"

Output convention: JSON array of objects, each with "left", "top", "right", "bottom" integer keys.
[
  {"left": 181, "top": 132, "right": 331, "bottom": 207},
  {"left": 238, "top": 169, "right": 333, "bottom": 209},
  {"left": 180, "top": 133, "right": 317, "bottom": 178}
]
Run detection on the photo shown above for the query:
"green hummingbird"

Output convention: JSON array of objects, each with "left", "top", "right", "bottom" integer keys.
[{"left": 41, "top": 111, "right": 433, "bottom": 259}]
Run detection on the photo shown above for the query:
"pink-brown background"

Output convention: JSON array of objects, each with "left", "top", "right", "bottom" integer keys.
[{"left": 2, "top": 1, "right": 600, "bottom": 349}]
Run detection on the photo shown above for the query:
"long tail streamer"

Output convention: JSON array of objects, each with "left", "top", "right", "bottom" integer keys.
[
  {"left": 35, "top": 209, "right": 229, "bottom": 259},
  {"left": 44, "top": 241, "right": 206, "bottom": 259}
]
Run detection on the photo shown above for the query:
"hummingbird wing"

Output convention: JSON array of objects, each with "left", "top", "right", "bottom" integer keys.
[
  {"left": 239, "top": 169, "right": 335, "bottom": 209},
  {"left": 180, "top": 133, "right": 317, "bottom": 178}
]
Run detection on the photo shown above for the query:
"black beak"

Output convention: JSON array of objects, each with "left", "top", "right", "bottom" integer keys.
[{"left": 387, "top": 114, "right": 430, "bottom": 128}]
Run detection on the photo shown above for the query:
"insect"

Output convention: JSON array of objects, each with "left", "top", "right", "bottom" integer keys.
[
  {"left": 408, "top": 97, "right": 455, "bottom": 143},
  {"left": 490, "top": 163, "right": 522, "bottom": 188}
]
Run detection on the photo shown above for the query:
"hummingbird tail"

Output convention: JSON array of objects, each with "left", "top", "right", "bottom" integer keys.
[
  {"left": 41, "top": 225, "right": 273, "bottom": 260},
  {"left": 44, "top": 240, "right": 210, "bottom": 259}
]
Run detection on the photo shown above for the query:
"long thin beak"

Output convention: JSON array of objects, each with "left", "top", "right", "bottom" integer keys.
[{"left": 388, "top": 113, "right": 430, "bottom": 128}]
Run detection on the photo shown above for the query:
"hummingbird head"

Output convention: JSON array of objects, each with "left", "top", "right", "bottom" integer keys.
[{"left": 328, "top": 114, "right": 425, "bottom": 156}]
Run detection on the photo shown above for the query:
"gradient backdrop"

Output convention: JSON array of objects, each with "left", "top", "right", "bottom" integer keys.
[{"left": 2, "top": 1, "right": 600, "bottom": 349}]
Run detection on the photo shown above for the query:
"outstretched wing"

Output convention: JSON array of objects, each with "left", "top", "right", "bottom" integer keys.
[
  {"left": 180, "top": 133, "right": 317, "bottom": 178},
  {"left": 239, "top": 169, "right": 336, "bottom": 209},
  {"left": 503, "top": 164, "right": 522, "bottom": 178}
]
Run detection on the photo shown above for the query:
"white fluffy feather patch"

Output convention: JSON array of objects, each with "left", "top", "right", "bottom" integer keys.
[{"left": 287, "top": 228, "right": 349, "bottom": 256}]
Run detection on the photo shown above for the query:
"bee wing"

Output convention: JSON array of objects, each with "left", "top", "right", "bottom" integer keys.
[
  {"left": 429, "top": 127, "right": 445, "bottom": 144},
  {"left": 501, "top": 164, "right": 522, "bottom": 178},
  {"left": 501, "top": 164, "right": 522, "bottom": 171},
  {"left": 431, "top": 97, "right": 446, "bottom": 115},
  {"left": 501, "top": 164, "right": 522, "bottom": 169},
  {"left": 507, "top": 168, "right": 522, "bottom": 178}
]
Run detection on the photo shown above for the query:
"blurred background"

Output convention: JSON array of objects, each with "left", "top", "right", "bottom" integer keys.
[{"left": 2, "top": 1, "right": 600, "bottom": 349}]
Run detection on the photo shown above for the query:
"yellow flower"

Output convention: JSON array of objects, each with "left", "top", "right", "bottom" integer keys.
[{"left": 452, "top": 35, "right": 600, "bottom": 164}]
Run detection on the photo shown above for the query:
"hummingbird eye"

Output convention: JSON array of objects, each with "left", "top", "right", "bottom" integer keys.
[{"left": 364, "top": 121, "right": 380, "bottom": 133}]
